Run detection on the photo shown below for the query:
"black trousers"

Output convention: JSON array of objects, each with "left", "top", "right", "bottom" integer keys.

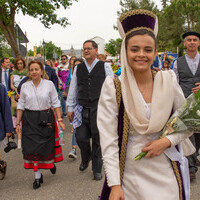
[
  {"left": 76, "top": 106, "right": 102, "bottom": 173},
  {"left": 187, "top": 133, "right": 200, "bottom": 173}
]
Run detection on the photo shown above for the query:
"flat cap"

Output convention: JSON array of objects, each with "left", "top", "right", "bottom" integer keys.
[{"left": 182, "top": 31, "right": 200, "bottom": 39}]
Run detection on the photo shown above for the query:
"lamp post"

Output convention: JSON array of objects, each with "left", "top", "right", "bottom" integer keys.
[{"left": 42, "top": 40, "right": 46, "bottom": 64}]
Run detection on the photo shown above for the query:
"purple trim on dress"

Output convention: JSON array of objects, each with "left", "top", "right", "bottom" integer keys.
[
  {"left": 121, "top": 14, "right": 155, "bottom": 34},
  {"left": 175, "top": 145, "right": 186, "bottom": 200},
  {"left": 99, "top": 99, "right": 124, "bottom": 200}
]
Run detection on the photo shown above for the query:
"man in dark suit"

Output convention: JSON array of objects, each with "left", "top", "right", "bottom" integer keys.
[
  {"left": 17, "top": 63, "right": 58, "bottom": 93},
  {"left": 0, "top": 58, "right": 13, "bottom": 91}
]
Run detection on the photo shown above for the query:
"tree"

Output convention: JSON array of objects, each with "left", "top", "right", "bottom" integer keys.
[
  {"left": 118, "top": 0, "right": 158, "bottom": 16},
  {"left": 161, "top": 0, "right": 170, "bottom": 9},
  {"left": 0, "top": 0, "right": 77, "bottom": 57},
  {"left": 105, "top": 38, "right": 122, "bottom": 57},
  {"left": 45, "top": 41, "right": 56, "bottom": 60},
  {"left": 28, "top": 49, "right": 34, "bottom": 57}
]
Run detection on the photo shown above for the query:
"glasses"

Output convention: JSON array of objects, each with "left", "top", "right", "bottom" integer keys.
[
  {"left": 83, "top": 47, "right": 95, "bottom": 51},
  {"left": 61, "top": 59, "right": 66, "bottom": 60}
]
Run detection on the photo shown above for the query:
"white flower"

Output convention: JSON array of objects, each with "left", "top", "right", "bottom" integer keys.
[{"left": 196, "top": 110, "right": 200, "bottom": 117}]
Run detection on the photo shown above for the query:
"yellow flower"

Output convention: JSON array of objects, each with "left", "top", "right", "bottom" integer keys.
[{"left": 7, "top": 90, "right": 14, "bottom": 98}]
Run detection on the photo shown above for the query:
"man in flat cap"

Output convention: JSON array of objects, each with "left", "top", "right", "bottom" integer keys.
[{"left": 174, "top": 31, "right": 200, "bottom": 180}]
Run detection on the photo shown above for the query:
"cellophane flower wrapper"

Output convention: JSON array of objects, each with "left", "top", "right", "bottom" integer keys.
[{"left": 134, "top": 90, "right": 200, "bottom": 160}]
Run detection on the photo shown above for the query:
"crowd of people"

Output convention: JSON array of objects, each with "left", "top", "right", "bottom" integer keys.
[{"left": 0, "top": 8, "right": 200, "bottom": 200}]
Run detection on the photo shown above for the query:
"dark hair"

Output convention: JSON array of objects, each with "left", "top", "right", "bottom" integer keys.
[
  {"left": 1, "top": 57, "right": 9, "bottom": 64},
  {"left": 28, "top": 60, "right": 49, "bottom": 80},
  {"left": 73, "top": 58, "right": 83, "bottom": 66},
  {"left": 83, "top": 40, "right": 98, "bottom": 49},
  {"left": 14, "top": 57, "right": 26, "bottom": 70},
  {"left": 125, "top": 29, "right": 157, "bottom": 50},
  {"left": 61, "top": 55, "right": 68, "bottom": 60}
]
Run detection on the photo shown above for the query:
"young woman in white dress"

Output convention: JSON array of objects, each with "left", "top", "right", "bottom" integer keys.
[{"left": 97, "top": 9, "right": 194, "bottom": 200}]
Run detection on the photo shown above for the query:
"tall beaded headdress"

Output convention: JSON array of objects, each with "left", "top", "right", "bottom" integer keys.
[{"left": 117, "top": 9, "right": 158, "bottom": 39}]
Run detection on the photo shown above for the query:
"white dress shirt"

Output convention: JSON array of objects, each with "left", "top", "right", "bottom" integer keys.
[
  {"left": 67, "top": 59, "right": 114, "bottom": 112},
  {"left": 17, "top": 79, "right": 60, "bottom": 111}
]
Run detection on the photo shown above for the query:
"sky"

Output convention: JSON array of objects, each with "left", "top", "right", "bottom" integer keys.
[{"left": 15, "top": 0, "right": 162, "bottom": 51}]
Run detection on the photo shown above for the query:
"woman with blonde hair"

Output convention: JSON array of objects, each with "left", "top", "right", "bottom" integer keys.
[{"left": 16, "top": 60, "right": 65, "bottom": 189}]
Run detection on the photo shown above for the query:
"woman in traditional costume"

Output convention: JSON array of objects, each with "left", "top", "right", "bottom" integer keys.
[
  {"left": 16, "top": 60, "right": 65, "bottom": 189},
  {"left": 97, "top": 9, "right": 194, "bottom": 200}
]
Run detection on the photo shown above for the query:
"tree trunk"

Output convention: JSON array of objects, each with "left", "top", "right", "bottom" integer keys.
[{"left": 0, "top": 6, "right": 21, "bottom": 57}]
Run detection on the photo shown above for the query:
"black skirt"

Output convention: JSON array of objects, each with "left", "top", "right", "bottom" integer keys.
[{"left": 22, "top": 109, "right": 55, "bottom": 161}]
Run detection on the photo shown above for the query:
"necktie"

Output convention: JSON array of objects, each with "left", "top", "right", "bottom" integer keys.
[{"left": 4, "top": 70, "right": 9, "bottom": 91}]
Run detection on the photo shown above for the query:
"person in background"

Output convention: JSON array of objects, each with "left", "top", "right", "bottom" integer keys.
[
  {"left": 46, "top": 60, "right": 55, "bottom": 69},
  {"left": 98, "top": 9, "right": 193, "bottom": 200},
  {"left": 161, "top": 60, "right": 170, "bottom": 71},
  {"left": 10, "top": 57, "right": 28, "bottom": 146},
  {"left": 68, "top": 58, "right": 83, "bottom": 159},
  {"left": 17, "top": 59, "right": 58, "bottom": 93},
  {"left": 0, "top": 83, "right": 14, "bottom": 180},
  {"left": 98, "top": 54, "right": 107, "bottom": 61},
  {"left": 16, "top": 60, "right": 65, "bottom": 189},
  {"left": 173, "top": 31, "right": 200, "bottom": 181},
  {"left": 67, "top": 40, "right": 114, "bottom": 181},
  {"left": 162, "top": 52, "right": 171, "bottom": 66},
  {"left": 152, "top": 52, "right": 162, "bottom": 71},
  {"left": 0, "top": 58, "right": 12, "bottom": 92},
  {"left": 57, "top": 55, "right": 69, "bottom": 117}
]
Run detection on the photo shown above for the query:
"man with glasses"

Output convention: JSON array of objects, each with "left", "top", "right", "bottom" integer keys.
[
  {"left": 58, "top": 55, "right": 69, "bottom": 70},
  {"left": 67, "top": 40, "right": 114, "bottom": 181}
]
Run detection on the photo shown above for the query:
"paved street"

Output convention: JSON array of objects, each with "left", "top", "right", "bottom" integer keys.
[{"left": 0, "top": 118, "right": 200, "bottom": 200}]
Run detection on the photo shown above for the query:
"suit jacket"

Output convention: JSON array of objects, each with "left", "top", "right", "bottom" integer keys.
[
  {"left": 0, "top": 68, "right": 13, "bottom": 91},
  {"left": 0, "top": 83, "right": 14, "bottom": 141},
  {"left": 17, "top": 64, "right": 58, "bottom": 93}
]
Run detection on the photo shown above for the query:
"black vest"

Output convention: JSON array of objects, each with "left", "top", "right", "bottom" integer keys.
[
  {"left": 177, "top": 56, "right": 200, "bottom": 98},
  {"left": 77, "top": 61, "right": 105, "bottom": 107}
]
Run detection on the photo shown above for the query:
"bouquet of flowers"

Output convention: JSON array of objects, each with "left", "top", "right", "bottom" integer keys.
[{"left": 134, "top": 90, "right": 200, "bottom": 160}]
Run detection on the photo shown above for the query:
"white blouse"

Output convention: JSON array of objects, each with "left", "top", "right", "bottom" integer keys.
[
  {"left": 17, "top": 79, "right": 60, "bottom": 111},
  {"left": 13, "top": 74, "right": 26, "bottom": 88}
]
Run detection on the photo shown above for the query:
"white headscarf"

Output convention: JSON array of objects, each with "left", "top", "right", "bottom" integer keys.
[{"left": 117, "top": 14, "right": 174, "bottom": 134}]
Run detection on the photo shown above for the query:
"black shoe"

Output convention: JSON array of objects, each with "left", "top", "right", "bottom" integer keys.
[
  {"left": 93, "top": 173, "right": 102, "bottom": 181},
  {"left": 33, "top": 174, "right": 43, "bottom": 189},
  {"left": 50, "top": 165, "right": 56, "bottom": 174},
  {"left": 79, "top": 158, "right": 91, "bottom": 171}
]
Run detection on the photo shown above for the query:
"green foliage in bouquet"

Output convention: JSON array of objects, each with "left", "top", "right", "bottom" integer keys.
[{"left": 134, "top": 90, "right": 200, "bottom": 160}]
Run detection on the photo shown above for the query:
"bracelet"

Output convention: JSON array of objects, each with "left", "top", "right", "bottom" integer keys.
[
  {"left": 57, "top": 118, "right": 63, "bottom": 122},
  {"left": 16, "top": 124, "right": 20, "bottom": 126}
]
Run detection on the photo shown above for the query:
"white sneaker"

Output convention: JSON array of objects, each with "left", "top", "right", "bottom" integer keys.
[{"left": 68, "top": 149, "right": 77, "bottom": 159}]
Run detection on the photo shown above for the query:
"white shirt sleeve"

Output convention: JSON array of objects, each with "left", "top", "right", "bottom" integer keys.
[
  {"left": 17, "top": 84, "right": 26, "bottom": 110},
  {"left": 66, "top": 66, "right": 78, "bottom": 112},
  {"left": 173, "top": 60, "right": 179, "bottom": 83},
  {"left": 104, "top": 62, "right": 114, "bottom": 78},
  {"left": 97, "top": 76, "right": 120, "bottom": 186},
  {"left": 49, "top": 81, "right": 61, "bottom": 108}
]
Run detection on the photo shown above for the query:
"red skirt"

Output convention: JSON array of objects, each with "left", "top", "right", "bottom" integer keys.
[{"left": 24, "top": 111, "right": 63, "bottom": 171}]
